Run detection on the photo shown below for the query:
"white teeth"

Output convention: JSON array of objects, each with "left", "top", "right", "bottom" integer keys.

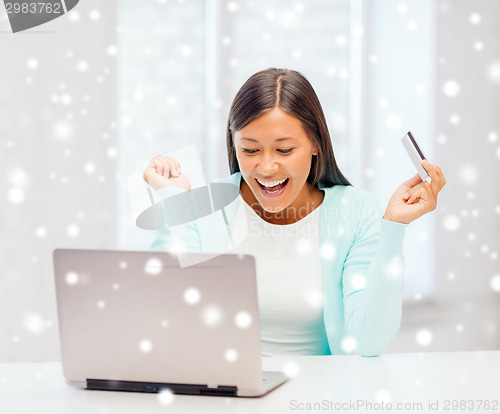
[{"left": 256, "top": 178, "right": 287, "bottom": 188}]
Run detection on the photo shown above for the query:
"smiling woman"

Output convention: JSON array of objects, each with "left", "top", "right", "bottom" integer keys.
[
  {"left": 235, "top": 108, "right": 322, "bottom": 221},
  {"left": 144, "top": 68, "right": 446, "bottom": 357},
  {"left": 227, "top": 69, "right": 348, "bottom": 224}
]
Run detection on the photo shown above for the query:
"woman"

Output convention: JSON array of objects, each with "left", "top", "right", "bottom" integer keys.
[{"left": 143, "top": 68, "right": 446, "bottom": 357}]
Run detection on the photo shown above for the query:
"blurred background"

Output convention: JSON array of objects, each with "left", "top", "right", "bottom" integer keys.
[{"left": 0, "top": 0, "right": 499, "bottom": 362}]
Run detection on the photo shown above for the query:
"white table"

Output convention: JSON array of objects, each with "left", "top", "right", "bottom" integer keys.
[{"left": 1, "top": 351, "right": 500, "bottom": 414}]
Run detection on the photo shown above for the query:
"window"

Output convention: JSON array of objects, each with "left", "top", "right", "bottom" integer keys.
[{"left": 117, "top": 0, "right": 433, "bottom": 299}]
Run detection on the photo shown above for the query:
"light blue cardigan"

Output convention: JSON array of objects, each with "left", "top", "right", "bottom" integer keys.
[{"left": 149, "top": 172, "right": 408, "bottom": 356}]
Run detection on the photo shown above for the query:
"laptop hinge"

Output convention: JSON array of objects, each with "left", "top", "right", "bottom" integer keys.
[{"left": 86, "top": 379, "right": 238, "bottom": 396}]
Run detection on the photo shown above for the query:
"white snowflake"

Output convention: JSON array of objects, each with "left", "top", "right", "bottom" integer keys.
[
  {"left": 282, "top": 361, "right": 300, "bottom": 378},
  {"left": 449, "top": 114, "right": 461, "bottom": 125},
  {"left": 224, "top": 348, "right": 238, "bottom": 362},
  {"left": 7, "top": 187, "right": 24, "bottom": 204},
  {"left": 89, "top": 9, "right": 101, "bottom": 21},
  {"left": 386, "top": 113, "right": 402, "bottom": 130},
  {"left": 415, "top": 329, "right": 433, "bottom": 346},
  {"left": 407, "top": 21, "right": 418, "bottom": 31},
  {"left": 106, "top": 147, "right": 118, "bottom": 158},
  {"left": 490, "top": 275, "right": 500, "bottom": 292},
  {"left": 60, "top": 93, "right": 72, "bottom": 105},
  {"left": 375, "top": 389, "right": 392, "bottom": 404},
  {"left": 341, "top": 336, "right": 357, "bottom": 354},
  {"left": 305, "top": 289, "right": 323, "bottom": 309},
  {"left": 84, "top": 162, "right": 96, "bottom": 174},
  {"left": 294, "top": 3, "right": 305, "bottom": 13},
  {"left": 415, "top": 84, "right": 426, "bottom": 95},
  {"left": 144, "top": 258, "right": 162, "bottom": 276},
  {"left": 66, "top": 224, "right": 80, "bottom": 237},
  {"left": 8, "top": 167, "right": 30, "bottom": 186},
  {"left": 459, "top": 165, "right": 478, "bottom": 184},
  {"left": 27, "top": 58, "right": 39, "bottom": 70},
  {"left": 295, "top": 238, "right": 311, "bottom": 254},
  {"left": 350, "top": 273, "right": 367, "bottom": 290},
  {"left": 23, "top": 313, "right": 45, "bottom": 334},
  {"left": 157, "top": 388, "right": 175, "bottom": 405},
  {"left": 202, "top": 306, "right": 222, "bottom": 327},
  {"left": 487, "top": 61, "right": 500, "bottom": 83},
  {"left": 442, "top": 80, "right": 460, "bottom": 97},
  {"left": 227, "top": 2, "right": 238, "bottom": 13},
  {"left": 69, "top": 10, "right": 80, "bottom": 22},
  {"left": 180, "top": 45, "right": 192, "bottom": 57},
  {"left": 54, "top": 121, "right": 74, "bottom": 140},
  {"left": 385, "top": 256, "right": 404, "bottom": 278},
  {"left": 397, "top": 3, "right": 408, "bottom": 13},
  {"left": 184, "top": 287, "right": 201, "bottom": 305},
  {"left": 77, "top": 61, "right": 89, "bottom": 72},
  {"left": 139, "top": 339, "right": 153, "bottom": 353},
  {"left": 265, "top": 10, "right": 276, "bottom": 20},
  {"left": 469, "top": 12, "right": 481, "bottom": 25},
  {"left": 107, "top": 45, "right": 118, "bottom": 57},
  {"left": 234, "top": 311, "right": 252, "bottom": 329},
  {"left": 335, "top": 35, "right": 346, "bottom": 46},
  {"left": 35, "top": 226, "right": 47, "bottom": 238}
]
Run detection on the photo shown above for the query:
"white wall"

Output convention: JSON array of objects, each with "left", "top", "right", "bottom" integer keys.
[
  {"left": 1, "top": 0, "right": 499, "bottom": 363},
  {"left": 0, "top": 0, "right": 118, "bottom": 362}
]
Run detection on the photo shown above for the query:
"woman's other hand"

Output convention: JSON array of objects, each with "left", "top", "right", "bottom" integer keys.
[
  {"left": 143, "top": 155, "right": 191, "bottom": 191},
  {"left": 383, "top": 160, "right": 446, "bottom": 224}
]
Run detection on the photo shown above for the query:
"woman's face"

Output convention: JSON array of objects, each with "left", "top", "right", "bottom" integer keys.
[{"left": 234, "top": 107, "right": 318, "bottom": 214}]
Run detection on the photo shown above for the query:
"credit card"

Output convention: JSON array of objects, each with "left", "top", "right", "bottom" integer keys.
[{"left": 401, "top": 131, "right": 429, "bottom": 181}]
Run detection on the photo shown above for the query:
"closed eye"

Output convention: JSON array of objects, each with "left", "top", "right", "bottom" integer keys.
[{"left": 241, "top": 148, "right": 294, "bottom": 154}]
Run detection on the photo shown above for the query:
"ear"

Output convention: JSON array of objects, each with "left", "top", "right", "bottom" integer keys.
[{"left": 312, "top": 146, "right": 319, "bottom": 156}]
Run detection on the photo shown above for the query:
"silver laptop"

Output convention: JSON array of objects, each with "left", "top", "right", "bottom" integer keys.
[{"left": 53, "top": 248, "right": 288, "bottom": 397}]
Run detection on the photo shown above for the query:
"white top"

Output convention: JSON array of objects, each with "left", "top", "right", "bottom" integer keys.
[{"left": 230, "top": 195, "right": 330, "bottom": 356}]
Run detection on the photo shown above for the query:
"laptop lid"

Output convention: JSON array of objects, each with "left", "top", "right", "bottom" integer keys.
[{"left": 53, "top": 249, "right": 263, "bottom": 393}]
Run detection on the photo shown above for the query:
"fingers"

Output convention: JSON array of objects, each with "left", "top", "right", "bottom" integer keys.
[
  {"left": 154, "top": 155, "right": 181, "bottom": 177},
  {"left": 404, "top": 181, "right": 427, "bottom": 203},
  {"left": 143, "top": 155, "right": 182, "bottom": 183},
  {"left": 404, "top": 173, "right": 423, "bottom": 188},
  {"left": 421, "top": 160, "right": 446, "bottom": 195},
  {"left": 406, "top": 186, "right": 424, "bottom": 204}
]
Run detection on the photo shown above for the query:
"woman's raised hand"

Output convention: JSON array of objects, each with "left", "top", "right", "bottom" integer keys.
[
  {"left": 384, "top": 160, "right": 446, "bottom": 224},
  {"left": 143, "top": 155, "right": 191, "bottom": 191}
]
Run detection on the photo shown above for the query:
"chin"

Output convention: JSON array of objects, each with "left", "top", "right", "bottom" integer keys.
[{"left": 260, "top": 204, "right": 286, "bottom": 213}]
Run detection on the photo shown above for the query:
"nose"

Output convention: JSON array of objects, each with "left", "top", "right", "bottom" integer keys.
[{"left": 258, "top": 151, "right": 279, "bottom": 175}]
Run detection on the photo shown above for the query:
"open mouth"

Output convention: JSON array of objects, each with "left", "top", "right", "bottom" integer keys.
[{"left": 255, "top": 178, "right": 289, "bottom": 196}]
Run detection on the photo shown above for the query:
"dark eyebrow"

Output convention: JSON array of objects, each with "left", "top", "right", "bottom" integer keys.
[{"left": 240, "top": 137, "right": 297, "bottom": 143}]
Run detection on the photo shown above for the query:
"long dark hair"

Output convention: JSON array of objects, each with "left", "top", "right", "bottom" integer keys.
[{"left": 226, "top": 68, "right": 351, "bottom": 188}]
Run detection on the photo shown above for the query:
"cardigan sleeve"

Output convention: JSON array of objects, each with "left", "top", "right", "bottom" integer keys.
[
  {"left": 147, "top": 187, "right": 202, "bottom": 253},
  {"left": 341, "top": 193, "right": 408, "bottom": 356}
]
